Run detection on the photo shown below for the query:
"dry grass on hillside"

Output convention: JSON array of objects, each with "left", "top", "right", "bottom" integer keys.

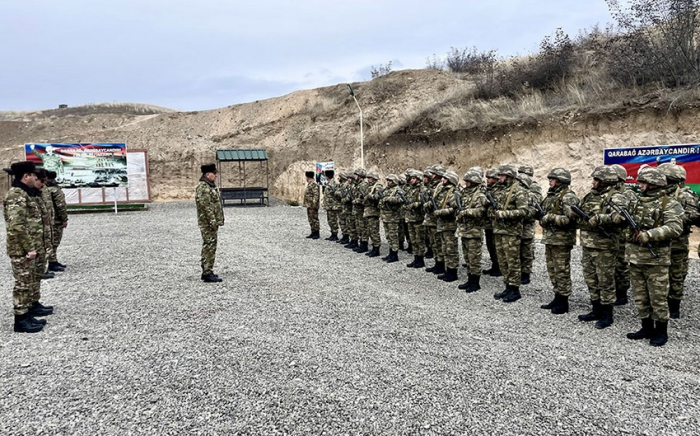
[{"left": 0, "top": 102, "right": 175, "bottom": 122}]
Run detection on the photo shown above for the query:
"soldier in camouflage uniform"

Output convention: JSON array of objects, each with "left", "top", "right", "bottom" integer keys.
[
  {"left": 363, "top": 172, "right": 383, "bottom": 257},
  {"left": 491, "top": 164, "right": 529, "bottom": 302},
  {"left": 516, "top": 173, "right": 542, "bottom": 285},
  {"left": 322, "top": 170, "right": 342, "bottom": 241},
  {"left": 398, "top": 173, "right": 408, "bottom": 251},
  {"left": 573, "top": 166, "right": 628, "bottom": 329},
  {"left": 341, "top": 172, "right": 357, "bottom": 247},
  {"left": 352, "top": 168, "right": 370, "bottom": 253},
  {"left": 303, "top": 171, "right": 320, "bottom": 239},
  {"left": 658, "top": 163, "right": 698, "bottom": 319},
  {"left": 45, "top": 170, "right": 68, "bottom": 271},
  {"left": 434, "top": 170, "right": 461, "bottom": 282},
  {"left": 336, "top": 172, "right": 349, "bottom": 243},
  {"left": 456, "top": 170, "right": 488, "bottom": 292},
  {"left": 196, "top": 164, "right": 225, "bottom": 282},
  {"left": 405, "top": 170, "right": 427, "bottom": 268},
  {"left": 380, "top": 174, "right": 406, "bottom": 263},
  {"left": 4, "top": 161, "right": 52, "bottom": 333},
  {"left": 539, "top": 168, "right": 579, "bottom": 314},
  {"left": 424, "top": 166, "right": 446, "bottom": 274},
  {"left": 34, "top": 169, "right": 55, "bottom": 281},
  {"left": 483, "top": 168, "right": 502, "bottom": 277},
  {"left": 611, "top": 164, "right": 635, "bottom": 305},
  {"left": 623, "top": 168, "right": 683, "bottom": 347},
  {"left": 422, "top": 169, "right": 436, "bottom": 259}
]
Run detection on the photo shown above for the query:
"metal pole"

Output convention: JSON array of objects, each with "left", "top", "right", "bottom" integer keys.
[{"left": 347, "top": 84, "right": 364, "bottom": 168}]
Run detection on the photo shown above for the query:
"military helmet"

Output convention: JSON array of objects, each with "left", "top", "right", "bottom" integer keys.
[
  {"left": 409, "top": 169, "right": 424, "bottom": 179},
  {"left": 517, "top": 173, "right": 532, "bottom": 188},
  {"left": 611, "top": 164, "right": 627, "bottom": 182},
  {"left": 518, "top": 164, "right": 534, "bottom": 177},
  {"left": 432, "top": 165, "right": 446, "bottom": 177},
  {"left": 385, "top": 173, "right": 399, "bottom": 184},
  {"left": 404, "top": 168, "right": 414, "bottom": 176},
  {"left": 366, "top": 171, "right": 380, "bottom": 180},
  {"left": 658, "top": 162, "right": 686, "bottom": 182},
  {"left": 547, "top": 168, "right": 571, "bottom": 184},
  {"left": 497, "top": 164, "right": 518, "bottom": 178},
  {"left": 463, "top": 170, "right": 483, "bottom": 184},
  {"left": 637, "top": 167, "right": 667, "bottom": 187},
  {"left": 354, "top": 168, "right": 366, "bottom": 177},
  {"left": 338, "top": 172, "right": 347, "bottom": 181},
  {"left": 398, "top": 174, "right": 407, "bottom": 184},
  {"left": 591, "top": 166, "right": 619, "bottom": 184},
  {"left": 468, "top": 166, "right": 484, "bottom": 179},
  {"left": 443, "top": 170, "right": 459, "bottom": 185},
  {"left": 485, "top": 168, "right": 499, "bottom": 179}
]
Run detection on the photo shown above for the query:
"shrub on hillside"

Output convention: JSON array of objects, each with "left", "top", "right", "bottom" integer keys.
[{"left": 370, "top": 61, "right": 393, "bottom": 79}]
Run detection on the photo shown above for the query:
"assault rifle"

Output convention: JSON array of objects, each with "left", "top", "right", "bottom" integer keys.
[
  {"left": 570, "top": 204, "right": 613, "bottom": 239},
  {"left": 454, "top": 191, "right": 466, "bottom": 224},
  {"left": 606, "top": 199, "right": 658, "bottom": 259},
  {"left": 397, "top": 190, "right": 409, "bottom": 205},
  {"left": 533, "top": 202, "right": 554, "bottom": 231},
  {"left": 485, "top": 192, "right": 500, "bottom": 222}
]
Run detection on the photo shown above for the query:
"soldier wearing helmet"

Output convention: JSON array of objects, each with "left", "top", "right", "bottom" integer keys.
[
  {"left": 362, "top": 171, "right": 384, "bottom": 257},
  {"left": 623, "top": 167, "right": 683, "bottom": 347},
  {"left": 322, "top": 169, "right": 342, "bottom": 241},
  {"left": 432, "top": 170, "right": 461, "bottom": 282},
  {"left": 658, "top": 162, "right": 698, "bottom": 320},
  {"left": 482, "top": 168, "right": 502, "bottom": 277},
  {"left": 516, "top": 172, "right": 543, "bottom": 286},
  {"left": 350, "top": 168, "right": 370, "bottom": 253},
  {"left": 340, "top": 172, "right": 357, "bottom": 247},
  {"left": 404, "top": 169, "right": 427, "bottom": 268},
  {"left": 335, "top": 172, "right": 349, "bottom": 244},
  {"left": 397, "top": 173, "right": 409, "bottom": 251},
  {"left": 611, "top": 163, "right": 636, "bottom": 306},
  {"left": 379, "top": 174, "right": 406, "bottom": 262},
  {"left": 539, "top": 168, "right": 580, "bottom": 315},
  {"left": 456, "top": 170, "right": 489, "bottom": 292},
  {"left": 423, "top": 166, "right": 446, "bottom": 272},
  {"left": 303, "top": 170, "right": 321, "bottom": 239},
  {"left": 574, "top": 165, "right": 629, "bottom": 330},
  {"left": 491, "top": 164, "right": 530, "bottom": 302}
]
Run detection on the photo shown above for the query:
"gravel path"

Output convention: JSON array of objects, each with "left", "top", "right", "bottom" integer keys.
[{"left": 1, "top": 201, "right": 699, "bottom": 435}]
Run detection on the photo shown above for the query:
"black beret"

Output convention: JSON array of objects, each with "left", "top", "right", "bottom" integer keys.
[
  {"left": 2, "top": 168, "right": 12, "bottom": 175},
  {"left": 10, "top": 161, "right": 37, "bottom": 178},
  {"left": 201, "top": 163, "right": 217, "bottom": 174},
  {"left": 324, "top": 170, "right": 335, "bottom": 178},
  {"left": 305, "top": 171, "right": 315, "bottom": 178},
  {"left": 46, "top": 170, "right": 58, "bottom": 180},
  {"left": 36, "top": 168, "right": 48, "bottom": 180}
]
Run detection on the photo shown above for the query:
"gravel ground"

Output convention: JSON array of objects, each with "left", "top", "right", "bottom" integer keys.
[{"left": 1, "top": 201, "right": 700, "bottom": 435}]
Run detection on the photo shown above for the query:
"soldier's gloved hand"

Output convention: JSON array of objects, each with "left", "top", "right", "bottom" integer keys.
[
  {"left": 457, "top": 210, "right": 468, "bottom": 220},
  {"left": 565, "top": 209, "right": 578, "bottom": 221},
  {"left": 435, "top": 208, "right": 450, "bottom": 217},
  {"left": 635, "top": 231, "right": 650, "bottom": 245},
  {"left": 411, "top": 201, "right": 422, "bottom": 210},
  {"left": 540, "top": 213, "right": 554, "bottom": 226},
  {"left": 553, "top": 215, "right": 568, "bottom": 227},
  {"left": 496, "top": 210, "right": 510, "bottom": 220},
  {"left": 588, "top": 215, "right": 600, "bottom": 228},
  {"left": 612, "top": 212, "right": 626, "bottom": 225}
]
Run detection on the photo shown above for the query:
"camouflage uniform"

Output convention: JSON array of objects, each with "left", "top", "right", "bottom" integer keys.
[
  {"left": 456, "top": 170, "right": 488, "bottom": 292},
  {"left": 342, "top": 176, "right": 357, "bottom": 246},
  {"left": 517, "top": 173, "right": 542, "bottom": 284},
  {"left": 624, "top": 168, "right": 683, "bottom": 347},
  {"left": 611, "top": 164, "right": 637, "bottom": 305},
  {"left": 398, "top": 173, "right": 408, "bottom": 250},
  {"left": 352, "top": 170, "right": 370, "bottom": 252},
  {"left": 379, "top": 175, "right": 405, "bottom": 262},
  {"left": 196, "top": 175, "right": 224, "bottom": 276},
  {"left": 434, "top": 171, "right": 460, "bottom": 282},
  {"left": 39, "top": 189, "right": 55, "bottom": 271},
  {"left": 363, "top": 174, "right": 383, "bottom": 254},
  {"left": 405, "top": 170, "right": 427, "bottom": 268},
  {"left": 45, "top": 180, "right": 68, "bottom": 265},
  {"left": 424, "top": 166, "right": 446, "bottom": 273},
  {"left": 34, "top": 192, "right": 52, "bottom": 289},
  {"left": 539, "top": 168, "right": 579, "bottom": 314},
  {"left": 322, "top": 174, "right": 342, "bottom": 240},
  {"left": 483, "top": 169, "right": 502, "bottom": 276},
  {"left": 491, "top": 165, "right": 529, "bottom": 302},
  {"left": 303, "top": 175, "right": 320, "bottom": 235}
]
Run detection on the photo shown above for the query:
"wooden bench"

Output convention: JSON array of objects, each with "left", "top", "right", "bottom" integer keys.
[{"left": 220, "top": 187, "right": 268, "bottom": 206}]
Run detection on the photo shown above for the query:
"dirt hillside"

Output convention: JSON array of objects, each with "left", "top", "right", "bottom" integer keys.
[{"left": 1, "top": 70, "right": 699, "bottom": 202}]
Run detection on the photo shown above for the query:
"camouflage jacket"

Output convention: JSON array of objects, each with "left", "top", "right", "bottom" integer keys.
[
  {"left": 624, "top": 187, "right": 684, "bottom": 266},
  {"left": 196, "top": 178, "right": 224, "bottom": 228},
  {"left": 3, "top": 181, "right": 44, "bottom": 257},
  {"left": 435, "top": 184, "right": 458, "bottom": 232},
  {"left": 46, "top": 183, "right": 68, "bottom": 225},
  {"left": 353, "top": 180, "right": 369, "bottom": 214},
  {"left": 456, "top": 185, "right": 488, "bottom": 238},
  {"left": 35, "top": 194, "right": 53, "bottom": 250},
  {"left": 666, "top": 183, "right": 699, "bottom": 247},
  {"left": 529, "top": 180, "right": 543, "bottom": 200},
  {"left": 482, "top": 183, "right": 501, "bottom": 230},
  {"left": 404, "top": 182, "right": 426, "bottom": 223},
  {"left": 379, "top": 185, "right": 405, "bottom": 223},
  {"left": 322, "top": 179, "right": 342, "bottom": 211},
  {"left": 363, "top": 181, "right": 384, "bottom": 218},
  {"left": 492, "top": 178, "right": 529, "bottom": 236},
  {"left": 341, "top": 180, "right": 355, "bottom": 209},
  {"left": 540, "top": 184, "right": 579, "bottom": 246},
  {"left": 422, "top": 180, "right": 442, "bottom": 226},
  {"left": 522, "top": 184, "right": 544, "bottom": 239},
  {"left": 303, "top": 180, "right": 320, "bottom": 209},
  {"left": 576, "top": 185, "right": 626, "bottom": 250}
]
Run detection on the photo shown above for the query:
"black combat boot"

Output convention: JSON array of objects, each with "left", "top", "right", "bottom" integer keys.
[
  {"left": 458, "top": 274, "right": 472, "bottom": 290},
  {"left": 48, "top": 261, "right": 65, "bottom": 272},
  {"left": 325, "top": 233, "right": 338, "bottom": 241},
  {"left": 494, "top": 284, "right": 509, "bottom": 300},
  {"left": 424, "top": 247, "right": 434, "bottom": 259},
  {"left": 668, "top": 298, "right": 681, "bottom": 319},
  {"left": 412, "top": 256, "right": 425, "bottom": 268},
  {"left": 306, "top": 231, "right": 315, "bottom": 238},
  {"left": 399, "top": 241, "right": 405, "bottom": 251},
  {"left": 366, "top": 246, "right": 380, "bottom": 258},
  {"left": 312, "top": 230, "right": 320, "bottom": 239},
  {"left": 439, "top": 267, "right": 458, "bottom": 282},
  {"left": 540, "top": 294, "right": 558, "bottom": 310},
  {"left": 385, "top": 250, "right": 399, "bottom": 263},
  {"left": 489, "top": 266, "right": 502, "bottom": 277},
  {"left": 407, "top": 256, "right": 418, "bottom": 267},
  {"left": 595, "top": 304, "right": 614, "bottom": 329},
  {"left": 355, "top": 241, "right": 369, "bottom": 253},
  {"left": 14, "top": 314, "right": 44, "bottom": 333},
  {"left": 406, "top": 244, "right": 413, "bottom": 254},
  {"left": 346, "top": 239, "right": 358, "bottom": 249},
  {"left": 503, "top": 285, "right": 522, "bottom": 303},
  {"left": 426, "top": 260, "right": 444, "bottom": 274},
  {"left": 521, "top": 272, "right": 531, "bottom": 285},
  {"left": 463, "top": 275, "right": 481, "bottom": 293},
  {"left": 42, "top": 272, "right": 55, "bottom": 280},
  {"left": 614, "top": 288, "right": 628, "bottom": 305},
  {"left": 551, "top": 295, "right": 569, "bottom": 315},
  {"left": 627, "top": 317, "right": 654, "bottom": 340},
  {"left": 381, "top": 250, "right": 392, "bottom": 261},
  {"left": 338, "top": 234, "right": 349, "bottom": 244},
  {"left": 201, "top": 273, "right": 223, "bottom": 283},
  {"left": 578, "top": 300, "right": 602, "bottom": 322},
  {"left": 29, "top": 301, "right": 53, "bottom": 317},
  {"left": 649, "top": 321, "right": 669, "bottom": 347}
]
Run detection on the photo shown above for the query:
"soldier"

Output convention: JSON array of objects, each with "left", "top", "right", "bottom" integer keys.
[
  {"left": 363, "top": 171, "right": 383, "bottom": 257},
  {"left": 336, "top": 172, "right": 349, "bottom": 243},
  {"left": 34, "top": 169, "right": 56, "bottom": 280},
  {"left": 422, "top": 168, "right": 436, "bottom": 259},
  {"left": 516, "top": 173, "right": 542, "bottom": 285},
  {"left": 518, "top": 164, "right": 543, "bottom": 199},
  {"left": 352, "top": 168, "right": 370, "bottom": 253},
  {"left": 483, "top": 168, "right": 502, "bottom": 277},
  {"left": 434, "top": 170, "right": 460, "bottom": 282},
  {"left": 342, "top": 172, "right": 358, "bottom": 247},
  {"left": 303, "top": 171, "right": 320, "bottom": 239},
  {"left": 624, "top": 168, "right": 683, "bottom": 347},
  {"left": 4, "top": 161, "right": 52, "bottom": 333},
  {"left": 424, "top": 165, "right": 446, "bottom": 274},
  {"left": 611, "top": 164, "right": 636, "bottom": 305},
  {"left": 405, "top": 170, "right": 426, "bottom": 268},
  {"left": 45, "top": 170, "right": 68, "bottom": 271},
  {"left": 322, "top": 169, "right": 342, "bottom": 241},
  {"left": 398, "top": 173, "right": 408, "bottom": 251},
  {"left": 539, "top": 168, "right": 579, "bottom": 314},
  {"left": 196, "top": 164, "right": 225, "bottom": 282},
  {"left": 379, "top": 174, "right": 405, "bottom": 262},
  {"left": 456, "top": 170, "right": 488, "bottom": 292},
  {"left": 658, "top": 162, "right": 698, "bottom": 319},
  {"left": 573, "top": 166, "right": 627, "bottom": 329},
  {"left": 491, "top": 164, "right": 529, "bottom": 302}
]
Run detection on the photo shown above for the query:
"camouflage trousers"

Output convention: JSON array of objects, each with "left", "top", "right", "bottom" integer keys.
[
  {"left": 338, "top": 210, "right": 347, "bottom": 237},
  {"left": 461, "top": 235, "right": 483, "bottom": 275},
  {"left": 495, "top": 234, "right": 521, "bottom": 286},
  {"left": 345, "top": 207, "right": 357, "bottom": 240},
  {"left": 426, "top": 225, "right": 441, "bottom": 261},
  {"left": 200, "top": 226, "right": 219, "bottom": 275},
  {"left": 10, "top": 256, "right": 38, "bottom": 315},
  {"left": 484, "top": 228, "right": 499, "bottom": 268},
  {"left": 669, "top": 247, "right": 689, "bottom": 301},
  {"left": 614, "top": 238, "right": 629, "bottom": 294},
  {"left": 398, "top": 219, "right": 406, "bottom": 246},
  {"left": 384, "top": 221, "right": 400, "bottom": 251},
  {"left": 32, "top": 250, "right": 46, "bottom": 302},
  {"left": 366, "top": 216, "right": 381, "bottom": 248},
  {"left": 630, "top": 263, "right": 669, "bottom": 322},
  {"left": 439, "top": 227, "right": 459, "bottom": 269},
  {"left": 325, "top": 209, "right": 340, "bottom": 234},
  {"left": 354, "top": 210, "right": 367, "bottom": 241},
  {"left": 520, "top": 238, "right": 534, "bottom": 275},
  {"left": 407, "top": 221, "right": 425, "bottom": 256},
  {"left": 545, "top": 244, "right": 573, "bottom": 297},
  {"left": 49, "top": 225, "right": 64, "bottom": 262},
  {"left": 581, "top": 247, "right": 616, "bottom": 305},
  {"left": 307, "top": 208, "right": 320, "bottom": 232}
]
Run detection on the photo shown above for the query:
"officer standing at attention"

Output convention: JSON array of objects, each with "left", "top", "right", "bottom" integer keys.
[
  {"left": 322, "top": 169, "right": 341, "bottom": 241},
  {"left": 405, "top": 170, "right": 427, "bottom": 269},
  {"left": 352, "top": 168, "right": 370, "bottom": 253},
  {"left": 624, "top": 168, "right": 683, "bottom": 347},
  {"left": 196, "top": 164, "right": 225, "bottom": 282},
  {"left": 483, "top": 168, "right": 502, "bottom": 277},
  {"left": 434, "top": 170, "right": 461, "bottom": 283},
  {"left": 456, "top": 170, "right": 489, "bottom": 292},
  {"left": 303, "top": 170, "right": 320, "bottom": 239},
  {"left": 45, "top": 170, "right": 68, "bottom": 271},
  {"left": 362, "top": 171, "right": 384, "bottom": 258},
  {"left": 4, "top": 161, "right": 52, "bottom": 333},
  {"left": 379, "top": 174, "right": 405, "bottom": 263},
  {"left": 611, "top": 164, "right": 636, "bottom": 305}
]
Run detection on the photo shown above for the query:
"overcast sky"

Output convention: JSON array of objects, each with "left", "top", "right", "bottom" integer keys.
[{"left": 0, "top": 0, "right": 615, "bottom": 112}]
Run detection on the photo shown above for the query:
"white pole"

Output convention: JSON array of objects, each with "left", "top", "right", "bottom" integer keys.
[{"left": 348, "top": 85, "right": 364, "bottom": 168}]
